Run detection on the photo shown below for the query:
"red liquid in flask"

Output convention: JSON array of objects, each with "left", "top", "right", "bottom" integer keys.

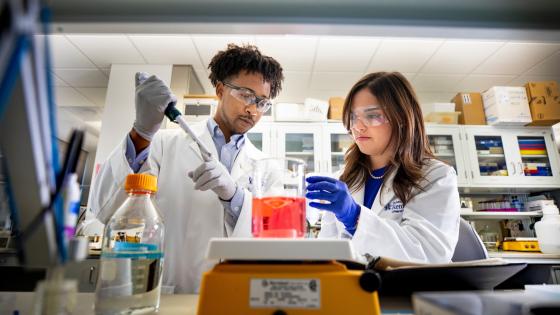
[{"left": 252, "top": 196, "right": 306, "bottom": 238}]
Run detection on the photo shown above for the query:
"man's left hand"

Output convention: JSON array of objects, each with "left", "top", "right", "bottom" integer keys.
[{"left": 188, "top": 159, "right": 237, "bottom": 201}]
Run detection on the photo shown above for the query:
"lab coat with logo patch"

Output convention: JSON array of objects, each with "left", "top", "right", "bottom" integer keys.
[{"left": 319, "top": 159, "right": 460, "bottom": 264}]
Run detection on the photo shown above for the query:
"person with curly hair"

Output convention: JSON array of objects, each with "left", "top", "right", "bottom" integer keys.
[{"left": 90, "top": 44, "right": 284, "bottom": 293}]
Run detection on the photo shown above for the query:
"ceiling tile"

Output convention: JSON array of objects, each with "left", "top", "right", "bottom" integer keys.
[
  {"left": 54, "top": 69, "right": 108, "bottom": 88},
  {"left": 66, "top": 35, "right": 146, "bottom": 68},
  {"left": 55, "top": 87, "right": 97, "bottom": 107},
  {"left": 307, "top": 90, "right": 348, "bottom": 102},
  {"left": 314, "top": 36, "right": 379, "bottom": 72},
  {"left": 473, "top": 42, "right": 560, "bottom": 75},
  {"left": 412, "top": 74, "right": 465, "bottom": 92},
  {"left": 508, "top": 75, "right": 560, "bottom": 86},
  {"left": 309, "top": 72, "right": 363, "bottom": 91},
  {"left": 75, "top": 88, "right": 107, "bottom": 107},
  {"left": 192, "top": 35, "right": 255, "bottom": 68},
  {"left": 255, "top": 35, "right": 318, "bottom": 72},
  {"left": 368, "top": 38, "right": 443, "bottom": 73},
  {"left": 47, "top": 35, "right": 96, "bottom": 69},
  {"left": 455, "top": 75, "right": 516, "bottom": 93},
  {"left": 275, "top": 71, "right": 312, "bottom": 103},
  {"left": 129, "top": 35, "right": 204, "bottom": 68},
  {"left": 421, "top": 40, "right": 504, "bottom": 74},
  {"left": 51, "top": 73, "right": 68, "bottom": 86},
  {"left": 526, "top": 51, "right": 560, "bottom": 76}
]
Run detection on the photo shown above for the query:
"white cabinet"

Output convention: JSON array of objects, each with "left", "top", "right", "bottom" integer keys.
[
  {"left": 276, "top": 124, "right": 323, "bottom": 173},
  {"left": 508, "top": 129, "right": 560, "bottom": 186},
  {"left": 247, "top": 122, "right": 560, "bottom": 189},
  {"left": 464, "top": 126, "right": 560, "bottom": 188},
  {"left": 323, "top": 123, "right": 352, "bottom": 174},
  {"left": 247, "top": 123, "right": 274, "bottom": 156},
  {"left": 247, "top": 122, "right": 350, "bottom": 174},
  {"left": 426, "top": 125, "right": 469, "bottom": 186}
]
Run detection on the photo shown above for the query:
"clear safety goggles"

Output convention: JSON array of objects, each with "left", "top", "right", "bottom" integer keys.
[
  {"left": 223, "top": 82, "right": 273, "bottom": 113},
  {"left": 349, "top": 106, "right": 388, "bottom": 128}
]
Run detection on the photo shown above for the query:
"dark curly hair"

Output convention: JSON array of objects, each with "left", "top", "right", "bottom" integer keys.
[{"left": 208, "top": 43, "right": 284, "bottom": 99}]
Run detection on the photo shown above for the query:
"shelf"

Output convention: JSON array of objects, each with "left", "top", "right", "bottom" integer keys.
[
  {"left": 286, "top": 151, "right": 314, "bottom": 156},
  {"left": 488, "top": 251, "right": 560, "bottom": 261},
  {"left": 434, "top": 153, "right": 455, "bottom": 157},
  {"left": 460, "top": 210, "right": 542, "bottom": 219},
  {"left": 477, "top": 154, "right": 505, "bottom": 158},
  {"left": 521, "top": 155, "right": 548, "bottom": 158}
]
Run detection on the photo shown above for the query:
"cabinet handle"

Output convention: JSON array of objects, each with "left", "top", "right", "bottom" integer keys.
[
  {"left": 510, "top": 162, "right": 516, "bottom": 175},
  {"left": 89, "top": 266, "right": 97, "bottom": 285},
  {"left": 464, "top": 170, "right": 468, "bottom": 179},
  {"left": 518, "top": 162, "right": 524, "bottom": 176}
]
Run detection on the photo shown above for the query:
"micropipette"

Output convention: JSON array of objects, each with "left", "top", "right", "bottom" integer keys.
[
  {"left": 136, "top": 72, "right": 213, "bottom": 162},
  {"left": 164, "top": 106, "right": 213, "bottom": 162}
]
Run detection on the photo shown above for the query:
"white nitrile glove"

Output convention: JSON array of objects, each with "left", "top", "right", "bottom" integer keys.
[
  {"left": 132, "top": 72, "right": 177, "bottom": 141},
  {"left": 188, "top": 159, "right": 237, "bottom": 201}
]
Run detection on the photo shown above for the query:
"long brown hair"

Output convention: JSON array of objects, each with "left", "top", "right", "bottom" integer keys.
[{"left": 340, "top": 72, "right": 434, "bottom": 205}]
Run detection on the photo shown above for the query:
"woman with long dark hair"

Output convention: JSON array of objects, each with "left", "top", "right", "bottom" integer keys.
[{"left": 306, "top": 72, "right": 460, "bottom": 263}]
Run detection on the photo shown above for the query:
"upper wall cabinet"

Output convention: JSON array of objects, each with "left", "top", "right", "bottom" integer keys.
[
  {"left": 426, "top": 125, "right": 470, "bottom": 186},
  {"left": 247, "top": 122, "right": 560, "bottom": 190},
  {"left": 463, "top": 126, "right": 560, "bottom": 188}
]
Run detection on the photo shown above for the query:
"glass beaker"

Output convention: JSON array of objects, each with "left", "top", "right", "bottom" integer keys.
[{"left": 251, "top": 158, "right": 306, "bottom": 238}]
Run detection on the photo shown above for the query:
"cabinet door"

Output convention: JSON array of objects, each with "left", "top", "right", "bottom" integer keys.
[
  {"left": 464, "top": 127, "right": 517, "bottom": 186},
  {"left": 247, "top": 122, "right": 274, "bottom": 156},
  {"left": 506, "top": 129, "right": 560, "bottom": 186},
  {"left": 277, "top": 124, "right": 322, "bottom": 173},
  {"left": 426, "top": 125, "right": 469, "bottom": 186},
  {"left": 325, "top": 123, "right": 352, "bottom": 174}
]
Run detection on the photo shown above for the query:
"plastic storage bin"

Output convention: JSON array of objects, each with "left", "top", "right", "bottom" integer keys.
[{"left": 426, "top": 112, "right": 460, "bottom": 124}]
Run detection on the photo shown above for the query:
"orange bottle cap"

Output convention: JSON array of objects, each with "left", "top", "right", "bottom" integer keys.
[{"left": 124, "top": 174, "right": 157, "bottom": 193}]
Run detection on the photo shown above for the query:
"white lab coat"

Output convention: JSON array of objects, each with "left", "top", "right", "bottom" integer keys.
[
  {"left": 89, "top": 120, "right": 261, "bottom": 293},
  {"left": 319, "top": 159, "right": 460, "bottom": 264}
]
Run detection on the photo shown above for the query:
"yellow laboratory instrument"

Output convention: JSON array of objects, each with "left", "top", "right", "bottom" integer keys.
[
  {"left": 502, "top": 237, "right": 541, "bottom": 252},
  {"left": 197, "top": 239, "right": 382, "bottom": 315}
]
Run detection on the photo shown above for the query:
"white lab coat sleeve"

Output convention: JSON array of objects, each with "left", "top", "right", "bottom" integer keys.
[
  {"left": 318, "top": 211, "right": 349, "bottom": 239},
  {"left": 229, "top": 187, "right": 253, "bottom": 237},
  {"left": 352, "top": 164, "right": 460, "bottom": 263},
  {"left": 89, "top": 134, "right": 162, "bottom": 224}
]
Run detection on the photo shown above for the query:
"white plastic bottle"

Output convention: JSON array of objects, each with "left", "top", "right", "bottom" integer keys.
[
  {"left": 95, "top": 174, "right": 164, "bottom": 315},
  {"left": 534, "top": 204, "right": 560, "bottom": 254}
]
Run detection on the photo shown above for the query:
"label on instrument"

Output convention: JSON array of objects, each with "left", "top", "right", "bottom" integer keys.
[{"left": 249, "top": 278, "right": 320, "bottom": 309}]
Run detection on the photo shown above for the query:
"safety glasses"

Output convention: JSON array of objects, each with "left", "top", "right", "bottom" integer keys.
[
  {"left": 349, "top": 106, "right": 388, "bottom": 128},
  {"left": 223, "top": 82, "right": 273, "bottom": 113}
]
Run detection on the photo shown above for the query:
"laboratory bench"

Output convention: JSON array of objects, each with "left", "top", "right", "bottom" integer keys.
[{"left": 0, "top": 292, "right": 415, "bottom": 315}]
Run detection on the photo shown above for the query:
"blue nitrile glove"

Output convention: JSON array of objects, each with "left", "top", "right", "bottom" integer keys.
[{"left": 305, "top": 176, "right": 361, "bottom": 234}]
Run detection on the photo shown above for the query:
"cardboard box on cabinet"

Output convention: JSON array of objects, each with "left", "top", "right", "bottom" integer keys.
[
  {"left": 482, "top": 87, "right": 532, "bottom": 126},
  {"left": 524, "top": 81, "right": 560, "bottom": 126},
  {"left": 328, "top": 97, "right": 345, "bottom": 120},
  {"left": 452, "top": 92, "right": 486, "bottom": 125}
]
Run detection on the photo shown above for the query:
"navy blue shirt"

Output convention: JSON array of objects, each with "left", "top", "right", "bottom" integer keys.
[{"left": 363, "top": 167, "right": 386, "bottom": 209}]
